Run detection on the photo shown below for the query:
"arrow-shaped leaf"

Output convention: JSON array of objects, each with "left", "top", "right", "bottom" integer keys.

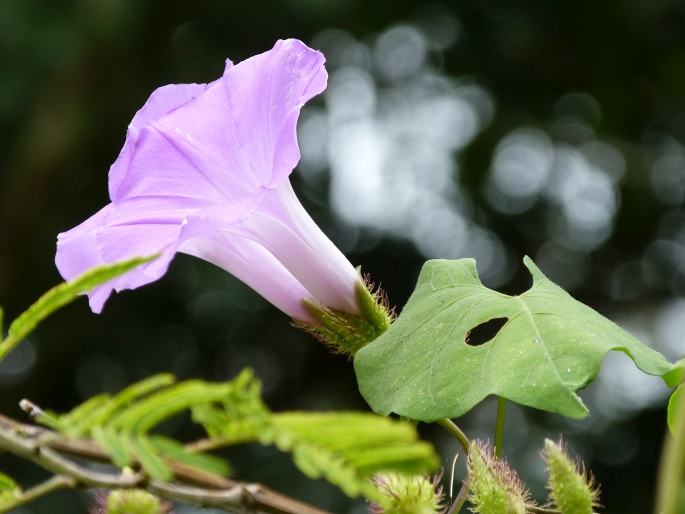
[{"left": 355, "top": 257, "right": 678, "bottom": 421}]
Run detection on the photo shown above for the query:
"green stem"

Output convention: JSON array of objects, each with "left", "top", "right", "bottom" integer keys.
[
  {"left": 438, "top": 419, "right": 470, "bottom": 514},
  {"left": 437, "top": 418, "right": 470, "bottom": 452},
  {"left": 494, "top": 397, "right": 507, "bottom": 458},
  {"left": 655, "top": 385, "right": 685, "bottom": 514},
  {"left": 0, "top": 475, "right": 74, "bottom": 513}
]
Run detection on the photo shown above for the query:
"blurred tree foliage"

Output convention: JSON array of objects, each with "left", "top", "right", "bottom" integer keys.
[{"left": 1, "top": 0, "right": 684, "bottom": 512}]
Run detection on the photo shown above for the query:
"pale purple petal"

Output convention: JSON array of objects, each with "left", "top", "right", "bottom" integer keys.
[
  {"left": 56, "top": 198, "right": 189, "bottom": 312},
  {"left": 111, "top": 39, "right": 327, "bottom": 203},
  {"left": 177, "top": 221, "right": 317, "bottom": 322},
  {"left": 109, "top": 82, "right": 215, "bottom": 200},
  {"left": 56, "top": 39, "right": 359, "bottom": 320},
  {"left": 224, "top": 180, "right": 361, "bottom": 314}
]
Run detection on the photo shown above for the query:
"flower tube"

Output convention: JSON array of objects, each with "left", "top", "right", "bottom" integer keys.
[{"left": 56, "top": 39, "right": 385, "bottom": 338}]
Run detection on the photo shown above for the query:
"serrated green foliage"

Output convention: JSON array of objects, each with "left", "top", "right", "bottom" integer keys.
[
  {"left": 259, "top": 412, "right": 439, "bottom": 500},
  {"left": 0, "top": 256, "right": 157, "bottom": 362},
  {"left": 355, "top": 257, "right": 676, "bottom": 421},
  {"left": 35, "top": 371, "right": 262, "bottom": 481},
  {"left": 467, "top": 441, "right": 530, "bottom": 514},
  {"left": 544, "top": 439, "right": 599, "bottom": 514},
  {"left": 369, "top": 472, "right": 446, "bottom": 514},
  {"left": 0, "top": 472, "right": 20, "bottom": 505}
]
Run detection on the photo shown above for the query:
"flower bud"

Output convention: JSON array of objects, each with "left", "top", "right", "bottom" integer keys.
[
  {"left": 369, "top": 472, "right": 446, "bottom": 514},
  {"left": 90, "top": 489, "right": 172, "bottom": 514},
  {"left": 466, "top": 440, "right": 531, "bottom": 514},
  {"left": 543, "top": 438, "right": 599, "bottom": 514}
]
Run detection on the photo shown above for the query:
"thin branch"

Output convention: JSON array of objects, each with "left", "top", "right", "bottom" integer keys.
[
  {"left": 0, "top": 413, "right": 332, "bottom": 514},
  {"left": 446, "top": 476, "right": 469, "bottom": 514},
  {"left": 0, "top": 475, "right": 75, "bottom": 513},
  {"left": 436, "top": 418, "right": 470, "bottom": 452}
]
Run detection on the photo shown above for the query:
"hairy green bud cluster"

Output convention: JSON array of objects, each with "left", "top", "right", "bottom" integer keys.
[
  {"left": 296, "top": 272, "right": 394, "bottom": 356},
  {"left": 90, "top": 489, "right": 171, "bottom": 514},
  {"left": 467, "top": 441, "right": 532, "bottom": 514},
  {"left": 543, "top": 439, "right": 600, "bottom": 514},
  {"left": 369, "top": 472, "right": 446, "bottom": 514}
]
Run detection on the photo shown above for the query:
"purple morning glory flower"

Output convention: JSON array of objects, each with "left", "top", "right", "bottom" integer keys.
[{"left": 55, "top": 39, "right": 361, "bottom": 323}]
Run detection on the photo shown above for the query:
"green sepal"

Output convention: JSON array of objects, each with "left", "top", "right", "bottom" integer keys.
[{"left": 296, "top": 274, "right": 393, "bottom": 357}]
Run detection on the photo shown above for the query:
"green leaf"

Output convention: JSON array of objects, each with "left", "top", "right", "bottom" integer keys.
[
  {"left": 261, "top": 412, "right": 439, "bottom": 500},
  {"left": 0, "top": 472, "right": 20, "bottom": 504},
  {"left": 150, "top": 436, "right": 231, "bottom": 477},
  {"left": 0, "top": 255, "right": 157, "bottom": 362},
  {"left": 92, "top": 426, "right": 132, "bottom": 468},
  {"left": 40, "top": 371, "right": 265, "bottom": 483},
  {"left": 355, "top": 257, "right": 677, "bottom": 420},
  {"left": 129, "top": 433, "right": 172, "bottom": 481},
  {"left": 108, "top": 380, "right": 234, "bottom": 433}
]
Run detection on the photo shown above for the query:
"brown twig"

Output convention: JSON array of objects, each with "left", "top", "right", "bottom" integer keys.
[{"left": 0, "top": 412, "right": 332, "bottom": 514}]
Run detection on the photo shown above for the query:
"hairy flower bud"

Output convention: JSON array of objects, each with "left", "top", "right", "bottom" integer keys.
[
  {"left": 543, "top": 438, "right": 600, "bottom": 514},
  {"left": 90, "top": 490, "right": 172, "bottom": 514},
  {"left": 369, "top": 472, "right": 446, "bottom": 514},
  {"left": 466, "top": 441, "right": 532, "bottom": 514}
]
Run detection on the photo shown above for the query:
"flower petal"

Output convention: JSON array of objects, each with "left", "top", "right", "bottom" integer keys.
[
  {"left": 56, "top": 198, "right": 190, "bottom": 312},
  {"left": 178, "top": 219, "right": 317, "bottom": 322},
  {"left": 224, "top": 180, "right": 361, "bottom": 314},
  {"left": 109, "top": 82, "right": 214, "bottom": 201},
  {"left": 55, "top": 40, "right": 356, "bottom": 321},
  {"left": 111, "top": 39, "right": 327, "bottom": 203}
]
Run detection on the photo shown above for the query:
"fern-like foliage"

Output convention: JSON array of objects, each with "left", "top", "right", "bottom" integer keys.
[
  {"left": 33, "top": 371, "right": 262, "bottom": 480},
  {"left": 199, "top": 401, "right": 439, "bottom": 501},
  {"left": 29, "top": 369, "right": 439, "bottom": 502},
  {"left": 0, "top": 256, "right": 157, "bottom": 362}
]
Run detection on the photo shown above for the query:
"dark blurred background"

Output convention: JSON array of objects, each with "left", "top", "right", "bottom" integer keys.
[{"left": 1, "top": 0, "right": 685, "bottom": 512}]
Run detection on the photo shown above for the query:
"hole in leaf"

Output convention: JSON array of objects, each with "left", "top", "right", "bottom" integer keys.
[{"left": 464, "top": 317, "right": 509, "bottom": 347}]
